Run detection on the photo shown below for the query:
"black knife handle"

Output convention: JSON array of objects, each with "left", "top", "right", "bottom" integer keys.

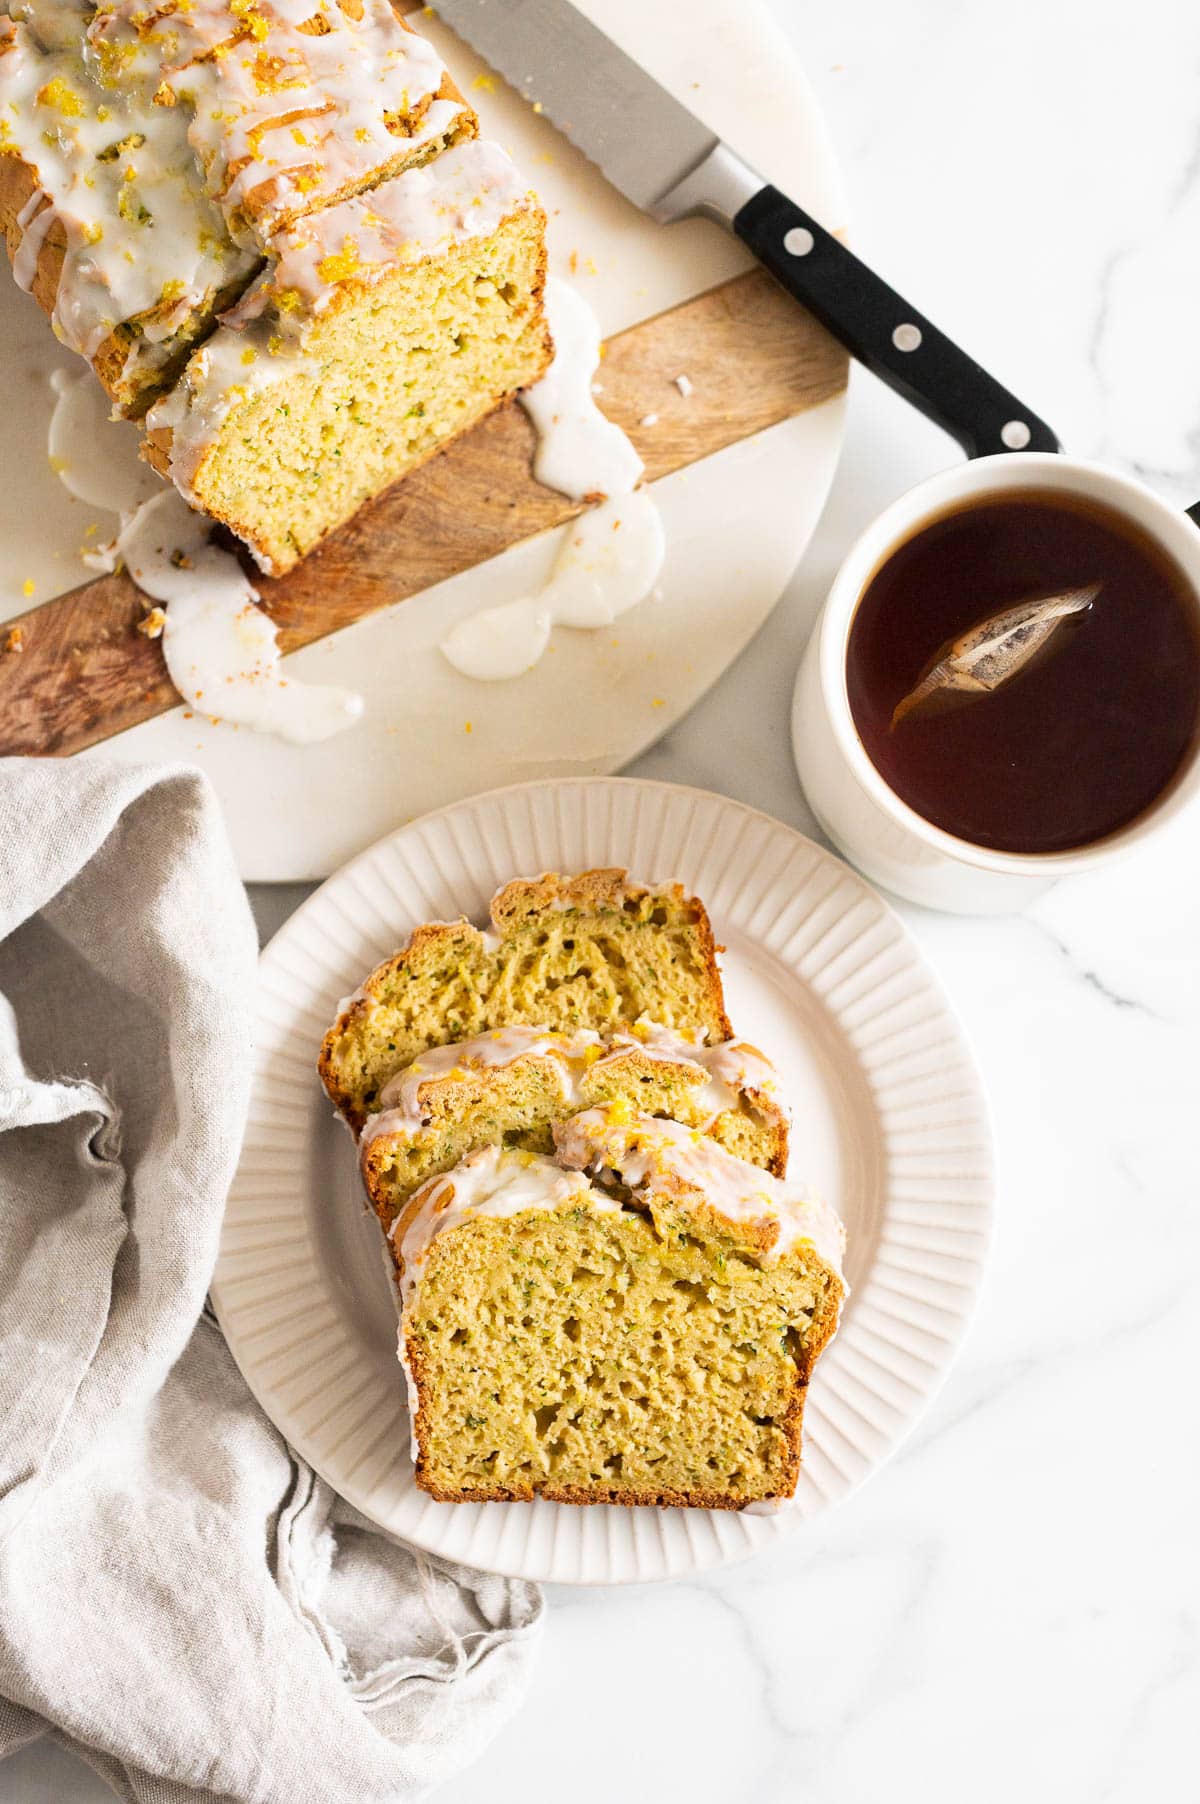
[{"left": 733, "top": 185, "right": 1059, "bottom": 460}]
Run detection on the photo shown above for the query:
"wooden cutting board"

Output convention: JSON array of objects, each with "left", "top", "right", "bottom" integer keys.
[{"left": 0, "top": 268, "right": 844, "bottom": 756}]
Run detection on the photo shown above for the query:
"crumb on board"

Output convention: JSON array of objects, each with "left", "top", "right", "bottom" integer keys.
[
  {"left": 21, "top": 578, "right": 34, "bottom": 597},
  {"left": 136, "top": 607, "right": 167, "bottom": 640},
  {"left": 471, "top": 73, "right": 496, "bottom": 92},
  {"left": 652, "top": 696, "right": 665, "bottom": 708},
  {"left": 532, "top": 100, "right": 543, "bottom": 114},
  {"left": 4, "top": 625, "right": 25, "bottom": 656},
  {"left": 674, "top": 373, "right": 694, "bottom": 398},
  {"left": 464, "top": 720, "right": 473, "bottom": 734}
]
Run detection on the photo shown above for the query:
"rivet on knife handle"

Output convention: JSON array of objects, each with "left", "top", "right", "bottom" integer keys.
[{"left": 730, "top": 183, "right": 1060, "bottom": 460}]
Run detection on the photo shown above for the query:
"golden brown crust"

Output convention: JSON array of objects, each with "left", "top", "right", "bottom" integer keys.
[{"left": 0, "top": 148, "right": 60, "bottom": 320}]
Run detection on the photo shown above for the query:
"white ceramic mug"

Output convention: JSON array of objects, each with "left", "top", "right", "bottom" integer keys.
[{"left": 791, "top": 452, "right": 1200, "bottom": 914}]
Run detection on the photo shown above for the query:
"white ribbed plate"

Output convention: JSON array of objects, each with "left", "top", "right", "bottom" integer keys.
[{"left": 214, "top": 778, "right": 994, "bottom": 1583}]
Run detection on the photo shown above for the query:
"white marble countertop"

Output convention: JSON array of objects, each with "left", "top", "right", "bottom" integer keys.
[{"left": 4, "top": 0, "right": 1197, "bottom": 1799}]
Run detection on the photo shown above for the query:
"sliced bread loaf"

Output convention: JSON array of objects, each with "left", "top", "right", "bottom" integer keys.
[
  {"left": 394, "top": 1112, "right": 845, "bottom": 1508},
  {"left": 319, "top": 870, "right": 733, "bottom": 1133},
  {"left": 360, "top": 1022, "right": 788, "bottom": 1249}
]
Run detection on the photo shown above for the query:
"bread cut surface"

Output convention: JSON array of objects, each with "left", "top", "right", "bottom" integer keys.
[
  {"left": 361, "top": 1023, "right": 789, "bottom": 1248},
  {"left": 143, "top": 141, "right": 550, "bottom": 572},
  {"left": 319, "top": 869, "right": 733, "bottom": 1134},
  {"left": 396, "top": 1125, "right": 845, "bottom": 1508}
]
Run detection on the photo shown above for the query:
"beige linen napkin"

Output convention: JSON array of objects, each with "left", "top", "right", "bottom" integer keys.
[{"left": 0, "top": 759, "right": 541, "bottom": 1804}]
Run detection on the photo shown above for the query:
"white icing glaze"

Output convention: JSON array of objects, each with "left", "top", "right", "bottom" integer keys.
[
  {"left": 392, "top": 1144, "right": 613, "bottom": 1311},
  {"left": 553, "top": 1109, "right": 846, "bottom": 1276},
  {"left": 116, "top": 487, "right": 363, "bottom": 741},
  {"left": 47, "top": 366, "right": 162, "bottom": 511},
  {"left": 439, "top": 489, "right": 664, "bottom": 681},
  {"left": 361, "top": 1021, "right": 780, "bottom": 1150},
  {"left": 11, "top": 188, "right": 53, "bottom": 291},
  {"left": 87, "top": 0, "right": 465, "bottom": 240},
  {"left": 365, "top": 1026, "right": 601, "bottom": 1142},
  {"left": 223, "top": 138, "right": 528, "bottom": 331},
  {"left": 0, "top": 1, "right": 257, "bottom": 376},
  {"left": 519, "top": 278, "right": 643, "bottom": 501},
  {"left": 618, "top": 1021, "right": 781, "bottom": 1126},
  {"left": 0, "top": 0, "right": 466, "bottom": 400},
  {"left": 442, "top": 281, "right": 665, "bottom": 683}
]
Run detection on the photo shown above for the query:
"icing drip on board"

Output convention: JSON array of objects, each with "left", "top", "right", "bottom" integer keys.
[
  {"left": 440, "top": 491, "right": 665, "bottom": 682},
  {"left": 439, "top": 279, "right": 665, "bottom": 682},
  {"left": 116, "top": 489, "right": 363, "bottom": 742},
  {"left": 42, "top": 370, "right": 360, "bottom": 741},
  {"left": 48, "top": 368, "right": 162, "bottom": 512},
  {"left": 519, "top": 279, "right": 644, "bottom": 501}
]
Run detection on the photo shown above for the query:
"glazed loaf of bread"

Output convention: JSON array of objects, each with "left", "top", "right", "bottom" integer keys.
[{"left": 0, "top": 0, "right": 550, "bottom": 567}]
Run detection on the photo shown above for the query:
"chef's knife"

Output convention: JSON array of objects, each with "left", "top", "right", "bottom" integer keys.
[{"left": 433, "top": 0, "right": 1059, "bottom": 459}]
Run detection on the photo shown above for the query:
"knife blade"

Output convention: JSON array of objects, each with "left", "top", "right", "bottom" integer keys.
[
  {"left": 434, "top": 0, "right": 716, "bottom": 215},
  {"left": 433, "top": 0, "right": 1060, "bottom": 459}
]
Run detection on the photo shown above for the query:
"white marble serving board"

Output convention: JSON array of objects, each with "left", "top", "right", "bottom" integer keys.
[{"left": 0, "top": 0, "right": 848, "bottom": 881}]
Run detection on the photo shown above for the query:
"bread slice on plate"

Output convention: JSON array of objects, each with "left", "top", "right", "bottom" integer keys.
[
  {"left": 392, "top": 1109, "right": 846, "bottom": 1509},
  {"left": 319, "top": 870, "right": 734, "bottom": 1134},
  {"left": 360, "top": 1022, "right": 789, "bottom": 1250}
]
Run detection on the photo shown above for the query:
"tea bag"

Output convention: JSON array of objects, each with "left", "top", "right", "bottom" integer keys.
[{"left": 891, "top": 584, "right": 1100, "bottom": 729}]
